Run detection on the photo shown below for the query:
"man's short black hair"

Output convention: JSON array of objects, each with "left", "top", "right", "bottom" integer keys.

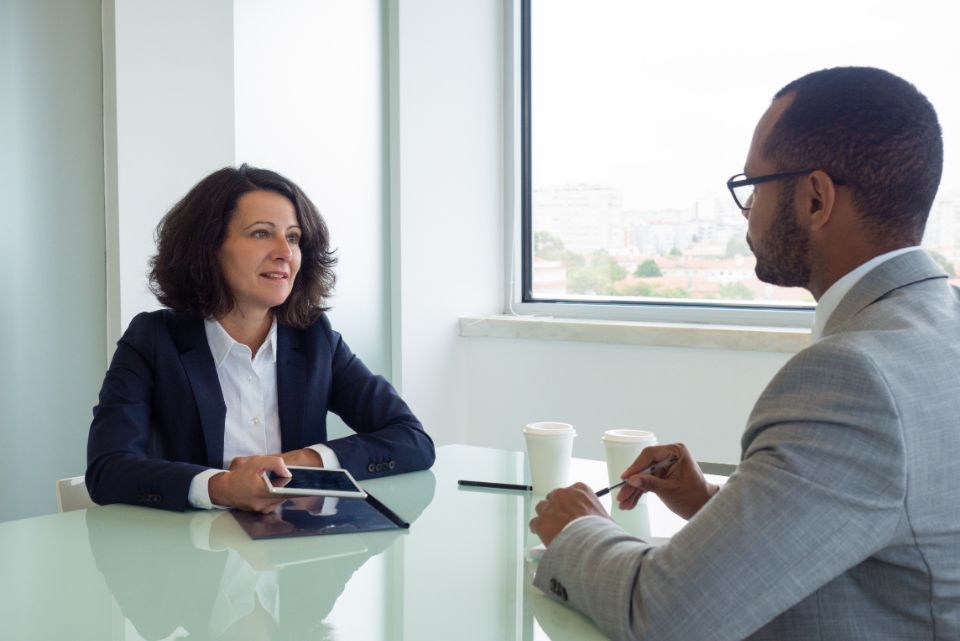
[{"left": 765, "top": 67, "right": 942, "bottom": 243}]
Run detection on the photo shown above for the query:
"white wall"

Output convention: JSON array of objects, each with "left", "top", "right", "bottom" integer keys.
[
  {"left": 0, "top": 0, "right": 794, "bottom": 524},
  {"left": 460, "top": 338, "right": 789, "bottom": 464},
  {"left": 390, "top": 0, "right": 790, "bottom": 465},
  {"left": 0, "top": 0, "right": 106, "bottom": 521},
  {"left": 233, "top": 0, "right": 390, "bottom": 379},
  {"left": 389, "top": 0, "right": 506, "bottom": 443},
  {"left": 108, "top": 0, "right": 390, "bottom": 439},
  {"left": 107, "top": 0, "right": 237, "bottom": 345}
]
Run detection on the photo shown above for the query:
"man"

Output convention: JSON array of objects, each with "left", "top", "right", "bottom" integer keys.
[{"left": 529, "top": 67, "right": 960, "bottom": 640}]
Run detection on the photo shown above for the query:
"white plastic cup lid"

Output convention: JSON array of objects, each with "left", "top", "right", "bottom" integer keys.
[
  {"left": 523, "top": 421, "right": 576, "bottom": 436},
  {"left": 601, "top": 429, "right": 656, "bottom": 444}
]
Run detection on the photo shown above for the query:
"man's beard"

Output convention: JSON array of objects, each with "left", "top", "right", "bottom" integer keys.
[{"left": 747, "top": 180, "right": 811, "bottom": 288}]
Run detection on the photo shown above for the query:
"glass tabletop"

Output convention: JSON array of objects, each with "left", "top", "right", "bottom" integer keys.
[{"left": 0, "top": 445, "right": 711, "bottom": 641}]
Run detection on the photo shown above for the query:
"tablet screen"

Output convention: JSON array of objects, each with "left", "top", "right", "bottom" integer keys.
[{"left": 268, "top": 468, "right": 361, "bottom": 493}]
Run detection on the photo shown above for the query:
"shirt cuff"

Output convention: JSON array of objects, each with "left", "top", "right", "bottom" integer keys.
[
  {"left": 308, "top": 443, "right": 340, "bottom": 469},
  {"left": 189, "top": 469, "right": 228, "bottom": 510}
]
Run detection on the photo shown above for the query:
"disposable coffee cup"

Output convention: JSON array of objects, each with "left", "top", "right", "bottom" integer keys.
[
  {"left": 601, "top": 429, "right": 658, "bottom": 488},
  {"left": 523, "top": 422, "right": 576, "bottom": 494}
]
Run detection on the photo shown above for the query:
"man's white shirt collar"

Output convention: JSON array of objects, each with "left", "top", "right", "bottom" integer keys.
[
  {"left": 812, "top": 246, "right": 921, "bottom": 341},
  {"left": 204, "top": 317, "right": 278, "bottom": 365}
]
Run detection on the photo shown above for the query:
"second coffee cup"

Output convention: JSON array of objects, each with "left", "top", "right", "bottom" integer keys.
[{"left": 601, "top": 429, "right": 658, "bottom": 488}]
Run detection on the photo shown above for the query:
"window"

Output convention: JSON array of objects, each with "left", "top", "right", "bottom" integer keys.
[{"left": 516, "top": 0, "right": 960, "bottom": 326}]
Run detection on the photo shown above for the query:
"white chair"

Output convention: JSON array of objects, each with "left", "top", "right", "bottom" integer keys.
[{"left": 56, "top": 476, "right": 96, "bottom": 512}]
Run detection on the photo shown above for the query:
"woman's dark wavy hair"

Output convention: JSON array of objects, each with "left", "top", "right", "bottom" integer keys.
[{"left": 149, "top": 164, "right": 337, "bottom": 328}]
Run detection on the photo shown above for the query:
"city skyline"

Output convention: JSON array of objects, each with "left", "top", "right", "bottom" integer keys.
[{"left": 532, "top": 182, "right": 960, "bottom": 303}]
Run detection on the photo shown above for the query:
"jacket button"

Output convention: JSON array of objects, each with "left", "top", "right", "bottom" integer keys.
[
  {"left": 388, "top": 461, "right": 395, "bottom": 470},
  {"left": 367, "top": 463, "right": 376, "bottom": 473},
  {"left": 374, "top": 463, "right": 383, "bottom": 472}
]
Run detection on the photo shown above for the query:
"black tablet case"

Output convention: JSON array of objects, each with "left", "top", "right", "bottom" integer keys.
[{"left": 231, "top": 491, "right": 409, "bottom": 540}]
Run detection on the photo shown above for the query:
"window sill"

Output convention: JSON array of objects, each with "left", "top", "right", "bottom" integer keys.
[{"left": 458, "top": 315, "right": 810, "bottom": 354}]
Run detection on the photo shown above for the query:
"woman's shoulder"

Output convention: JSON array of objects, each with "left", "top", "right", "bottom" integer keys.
[
  {"left": 280, "top": 312, "right": 335, "bottom": 339},
  {"left": 122, "top": 308, "right": 171, "bottom": 334},
  {"left": 278, "top": 312, "right": 345, "bottom": 353},
  {"left": 121, "top": 309, "right": 203, "bottom": 346}
]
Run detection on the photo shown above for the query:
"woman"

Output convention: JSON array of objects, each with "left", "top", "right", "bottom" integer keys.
[{"left": 87, "top": 165, "right": 435, "bottom": 512}]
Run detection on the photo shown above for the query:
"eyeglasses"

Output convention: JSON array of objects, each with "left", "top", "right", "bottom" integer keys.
[{"left": 726, "top": 169, "right": 847, "bottom": 211}]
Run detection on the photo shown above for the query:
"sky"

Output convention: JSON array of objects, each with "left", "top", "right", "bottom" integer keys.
[{"left": 531, "top": 0, "right": 960, "bottom": 213}]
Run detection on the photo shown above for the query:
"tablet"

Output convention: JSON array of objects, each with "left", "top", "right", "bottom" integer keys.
[{"left": 262, "top": 466, "right": 368, "bottom": 499}]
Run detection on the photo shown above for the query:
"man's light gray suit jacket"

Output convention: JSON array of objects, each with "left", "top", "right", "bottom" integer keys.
[{"left": 535, "top": 250, "right": 960, "bottom": 640}]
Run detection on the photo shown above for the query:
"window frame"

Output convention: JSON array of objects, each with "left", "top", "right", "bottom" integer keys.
[{"left": 505, "top": 0, "right": 815, "bottom": 329}]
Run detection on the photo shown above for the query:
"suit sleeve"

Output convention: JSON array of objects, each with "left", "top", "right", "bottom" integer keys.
[
  {"left": 322, "top": 322, "right": 435, "bottom": 479},
  {"left": 86, "top": 313, "right": 210, "bottom": 511},
  {"left": 534, "top": 340, "right": 907, "bottom": 641}
]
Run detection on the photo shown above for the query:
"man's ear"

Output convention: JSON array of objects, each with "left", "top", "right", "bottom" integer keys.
[{"left": 804, "top": 170, "right": 837, "bottom": 231}]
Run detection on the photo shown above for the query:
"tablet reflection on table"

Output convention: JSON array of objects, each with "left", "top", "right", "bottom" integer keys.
[{"left": 86, "top": 470, "right": 437, "bottom": 641}]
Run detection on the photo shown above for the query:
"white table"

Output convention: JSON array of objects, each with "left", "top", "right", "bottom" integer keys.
[{"left": 0, "top": 445, "right": 723, "bottom": 641}]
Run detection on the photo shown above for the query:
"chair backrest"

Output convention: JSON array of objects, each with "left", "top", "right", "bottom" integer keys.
[{"left": 56, "top": 476, "right": 96, "bottom": 512}]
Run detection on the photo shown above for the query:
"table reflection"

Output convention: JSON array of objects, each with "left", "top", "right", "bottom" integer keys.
[{"left": 86, "top": 471, "right": 436, "bottom": 641}]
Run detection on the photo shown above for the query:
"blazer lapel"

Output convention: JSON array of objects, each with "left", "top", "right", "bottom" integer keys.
[
  {"left": 173, "top": 315, "right": 227, "bottom": 468},
  {"left": 822, "top": 250, "right": 947, "bottom": 338},
  {"left": 276, "top": 324, "right": 307, "bottom": 452}
]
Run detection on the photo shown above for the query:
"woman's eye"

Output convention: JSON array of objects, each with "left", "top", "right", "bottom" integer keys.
[
  {"left": 251, "top": 229, "right": 269, "bottom": 239},
  {"left": 287, "top": 234, "right": 301, "bottom": 245}
]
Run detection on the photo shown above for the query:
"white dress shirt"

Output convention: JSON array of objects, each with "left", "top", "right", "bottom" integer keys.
[
  {"left": 811, "top": 246, "right": 921, "bottom": 341},
  {"left": 187, "top": 318, "right": 340, "bottom": 509}
]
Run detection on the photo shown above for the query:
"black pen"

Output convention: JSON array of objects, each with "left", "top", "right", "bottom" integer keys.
[
  {"left": 595, "top": 455, "right": 679, "bottom": 497},
  {"left": 458, "top": 480, "right": 533, "bottom": 492}
]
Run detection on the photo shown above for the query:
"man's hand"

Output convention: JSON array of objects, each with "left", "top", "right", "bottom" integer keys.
[
  {"left": 280, "top": 448, "right": 324, "bottom": 468},
  {"left": 209, "top": 455, "right": 292, "bottom": 513},
  {"left": 529, "top": 482, "right": 611, "bottom": 546},
  {"left": 615, "top": 443, "right": 719, "bottom": 520}
]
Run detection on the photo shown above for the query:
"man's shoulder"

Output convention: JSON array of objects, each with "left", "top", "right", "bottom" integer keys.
[
  {"left": 749, "top": 302, "right": 958, "bottom": 433},
  {"left": 779, "top": 333, "right": 881, "bottom": 379},
  {"left": 748, "top": 335, "right": 895, "bottom": 428}
]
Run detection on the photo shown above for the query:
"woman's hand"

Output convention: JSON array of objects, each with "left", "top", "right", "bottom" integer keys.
[
  {"left": 279, "top": 448, "right": 324, "bottom": 468},
  {"left": 209, "top": 455, "right": 292, "bottom": 513},
  {"left": 615, "top": 443, "right": 720, "bottom": 520}
]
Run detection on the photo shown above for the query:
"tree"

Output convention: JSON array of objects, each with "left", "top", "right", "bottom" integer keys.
[
  {"left": 560, "top": 250, "right": 585, "bottom": 270},
  {"left": 567, "top": 265, "right": 615, "bottom": 295},
  {"left": 616, "top": 281, "right": 656, "bottom": 297},
  {"left": 725, "top": 235, "right": 751, "bottom": 258},
  {"left": 590, "top": 249, "right": 627, "bottom": 282},
  {"left": 719, "top": 282, "right": 755, "bottom": 300},
  {"left": 654, "top": 287, "right": 692, "bottom": 299},
  {"left": 633, "top": 259, "right": 663, "bottom": 278},
  {"left": 565, "top": 251, "right": 630, "bottom": 295},
  {"left": 534, "top": 231, "right": 565, "bottom": 260}
]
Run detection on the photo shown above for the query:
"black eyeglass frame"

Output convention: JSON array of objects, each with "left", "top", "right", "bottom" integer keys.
[{"left": 726, "top": 170, "right": 848, "bottom": 211}]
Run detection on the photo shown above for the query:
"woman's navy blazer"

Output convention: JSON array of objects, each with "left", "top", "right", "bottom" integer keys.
[{"left": 87, "top": 309, "right": 435, "bottom": 511}]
